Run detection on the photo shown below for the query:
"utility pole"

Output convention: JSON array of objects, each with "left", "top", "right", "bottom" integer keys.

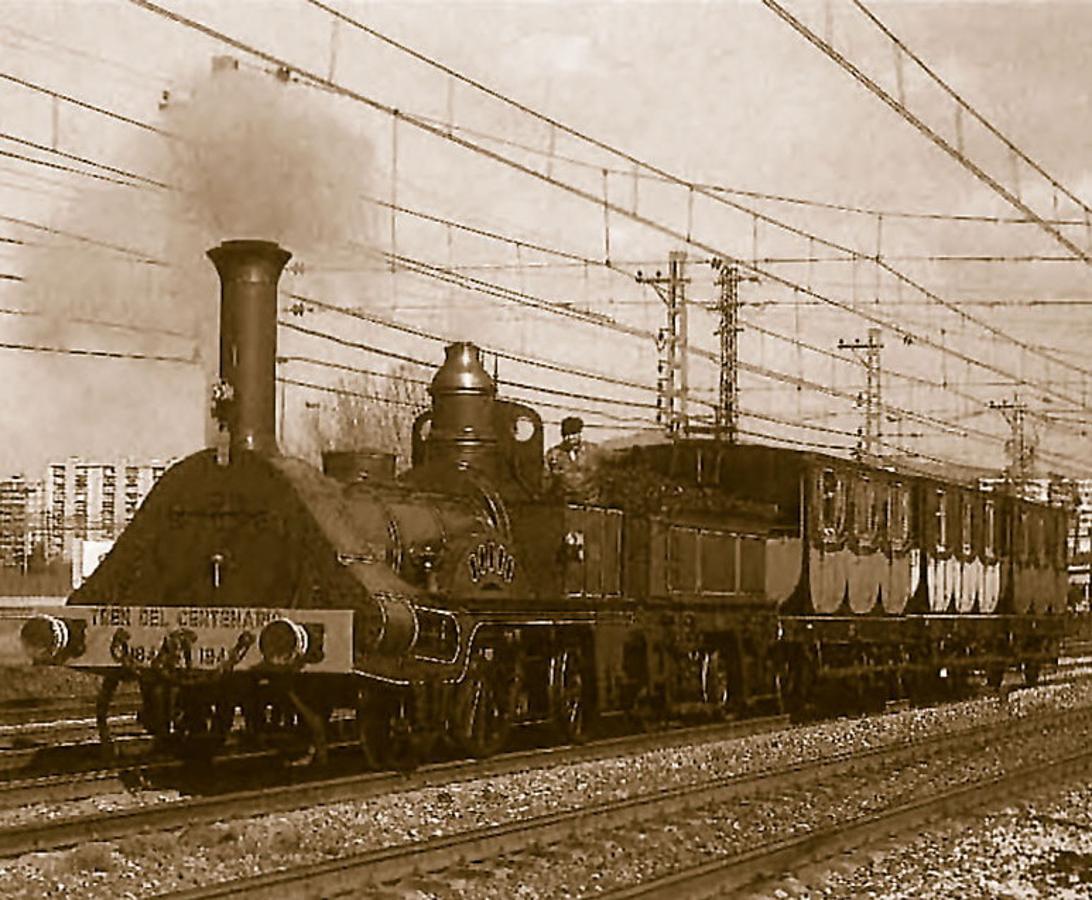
[
  {"left": 989, "top": 395, "right": 1037, "bottom": 485},
  {"left": 637, "top": 251, "right": 689, "bottom": 436},
  {"left": 707, "top": 259, "right": 757, "bottom": 442},
  {"left": 838, "top": 327, "right": 883, "bottom": 461}
]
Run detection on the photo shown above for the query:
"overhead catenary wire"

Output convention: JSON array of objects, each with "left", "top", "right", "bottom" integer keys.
[
  {"left": 0, "top": 71, "right": 171, "bottom": 136},
  {"left": 400, "top": 242, "right": 991, "bottom": 404},
  {"left": 283, "top": 352, "right": 885, "bottom": 440},
  {"left": 0, "top": 130, "right": 170, "bottom": 189},
  {"left": 281, "top": 373, "right": 662, "bottom": 432},
  {"left": 6, "top": 53, "right": 1085, "bottom": 231},
  {"left": 154, "top": 0, "right": 1090, "bottom": 409},
  {"left": 6, "top": 173, "right": 1079, "bottom": 465},
  {"left": 0, "top": 303, "right": 192, "bottom": 339},
  {"left": 6, "top": 38, "right": 1083, "bottom": 415},
  {"left": 5, "top": 68, "right": 1083, "bottom": 402},
  {"left": 0, "top": 214, "right": 166, "bottom": 265},
  {"left": 0, "top": 146, "right": 146, "bottom": 189},
  {"left": 395, "top": 107, "right": 1092, "bottom": 228},
  {"left": 0, "top": 26, "right": 168, "bottom": 87},
  {"left": 847, "top": 0, "right": 1092, "bottom": 220},
  {"left": 2, "top": 169, "right": 1082, "bottom": 469},
  {"left": 280, "top": 316, "right": 675, "bottom": 408},
  {"left": 368, "top": 195, "right": 1089, "bottom": 423},
  {"left": 296, "top": 0, "right": 1092, "bottom": 387},
  {"left": 293, "top": 287, "right": 1091, "bottom": 473},
  {"left": 385, "top": 244, "right": 1002, "bottom": 417},
  {"left": 4, "top": 7, "right": 1083, "bottom": 474},
  {"left": 760, "top": 0, "right": 1092, "bottom": 265},
  {"left": 4, "top": 186, "right": 1081, "bottom": 440},
  {"left": 0, "top": 339, "right": 191, "bottom": 364}
]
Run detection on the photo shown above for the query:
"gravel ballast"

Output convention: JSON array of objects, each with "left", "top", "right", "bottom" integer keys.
[
  {"left": 797, "top": 782, "right": 1092, "bottom": 899},
  {"left": 366, "top": 708, "right": 1092, "bottom": 898},
  {"left": 1, "top": 681, "right": 1091, "bottom": 898}
]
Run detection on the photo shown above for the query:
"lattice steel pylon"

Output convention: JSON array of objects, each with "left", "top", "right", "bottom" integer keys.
[
  {"left": 638, "top": 251, "right": 690, "bottom": 436},
  {"left": 708, "top": 259, "right": 757, "bottom": 442},
  {"left": 989, "top": 394, "right": 1038, "bottom": 484},
  {"left": 838, "top": 328, "right": 884, "bottom": 461}
]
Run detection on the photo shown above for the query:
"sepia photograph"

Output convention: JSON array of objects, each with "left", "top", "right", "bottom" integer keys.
[{"left": 0, "top": 0, "right": 1090, "bottom": 896}]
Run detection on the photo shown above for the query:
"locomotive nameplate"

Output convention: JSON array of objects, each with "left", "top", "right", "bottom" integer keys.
[
  {"left": 467, "top": 540, "right": 516, "bottom": 586},
  {"left": 0, "top": 606, "right": 355, "bottom": 673}
]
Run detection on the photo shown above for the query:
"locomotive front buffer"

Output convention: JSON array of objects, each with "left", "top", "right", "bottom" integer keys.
[{"left": 4, "top": 603, "right": 373, "bottom": 760}]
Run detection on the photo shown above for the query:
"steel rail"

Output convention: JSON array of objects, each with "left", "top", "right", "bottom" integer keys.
[
  {"left": 151, "top": 704, "right": 1092, "bottom": 899},
  {"left": 0, "top": 733, "right": 152, "bottom": 777},
  {"left": 0, "top": 715, "right": 789, "bottom": 858},
  {"left": 0, "top": 660, "right": 1078, "bottom": 815},
  {"left": 605, "top": 746, "right": 1092, "bottom": 898},
  {"left": 0, "top": 697, "right": 140, "bottom": 729}
]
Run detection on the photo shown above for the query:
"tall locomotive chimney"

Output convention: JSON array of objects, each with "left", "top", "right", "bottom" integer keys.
[{"left": 207, "top": 239, "right": 291, "bottom": 456}]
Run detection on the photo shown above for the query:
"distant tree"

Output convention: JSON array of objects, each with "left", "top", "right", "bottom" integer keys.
[{"left": 311, "top": 366, "right": 428, "bottom": 471}]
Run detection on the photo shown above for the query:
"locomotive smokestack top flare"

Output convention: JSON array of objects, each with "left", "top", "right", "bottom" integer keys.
[
  {"left": 427, "top": 341, "right": 498, "bottom": 474},
  {"left": 207, "top": 239, "right": 291, "bottom": 456}
]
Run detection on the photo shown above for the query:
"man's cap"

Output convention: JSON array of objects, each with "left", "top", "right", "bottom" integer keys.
[{"left": 561, "top": 416, "right": 584, "bottom": 436}]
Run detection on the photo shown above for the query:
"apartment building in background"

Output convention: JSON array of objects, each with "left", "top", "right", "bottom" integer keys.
[
  {"left": 44, "top": 458, "right": 170, "bottom": 561},
  {"left": 0, "top": 458, "right": 172, "bottom": 598}
]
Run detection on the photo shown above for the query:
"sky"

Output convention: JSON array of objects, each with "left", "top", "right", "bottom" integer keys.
[{"left": 0, "top": 0, "right": 1089, "bottom": 480}]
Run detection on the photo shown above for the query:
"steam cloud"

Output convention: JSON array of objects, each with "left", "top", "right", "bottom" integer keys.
[{"left": 15, "top": 63, "right": 378, "bottom": 471}]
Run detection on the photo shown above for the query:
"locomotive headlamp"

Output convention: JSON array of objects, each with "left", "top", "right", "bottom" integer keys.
[
  {"left": 20, "top": 615, "right": 70, "bottom": 663},
  {"left": 258, "top": 617, "right": 310, "bottom": 667}
]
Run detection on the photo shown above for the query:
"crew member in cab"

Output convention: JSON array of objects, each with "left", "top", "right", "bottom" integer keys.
[{"left": 545, "top": 416, "right": 600, "bottom": 499}]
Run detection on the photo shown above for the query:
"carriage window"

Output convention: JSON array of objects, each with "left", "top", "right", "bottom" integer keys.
[
  {"left": 961, "top": 497, "right": 973, "bottom": 556},
  {"left": 669, "top": 527, "right": 698, "bottom": 593},
  {"left": 1019, "top": 510, "right": 1030, "bottom": 562},
  {"left": 1000, "top": 502, "right": 1013, "bottom": 559},
  {"left": 1035, "top": 513, "right": 1046, "bottom": 566},
  {"left": 818, "top": 469, "right": 846, "bottom": 540},
  {"left": 935, "top": 488, "right": 947, "bottom": 551},
  {"left": 855, "top": 477, "right": 876, "bottom": 542},
  {"left": 873, "top": 481, "right": 888, "bottom": 542},
  {"left": 889, "top": 482, "right": 910, "bottom": 548},
  {"left": 699, "top": 531, "right": 736, "bottom": 593},
  {"left": 984, "top": 500, "right": 996, "bottom": 559}
]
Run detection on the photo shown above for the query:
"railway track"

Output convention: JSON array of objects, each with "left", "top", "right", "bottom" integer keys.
[
  {"left": 118, "top": 701, "right": 1092, "bottom": 899},
  {"left": 0, "top": 691, "right": 142, "bottom": 771},
  {"left": 0, "top": 714, "right": 142, "bottom": 757},
  {"left": 0, "top": 695, "right": 139, "bottom": 729},
  {"left": 0, "top": 713, "right": 791, "bottom": 858},
  {"left": 600, "top": 745, "right": 1092, "bottom": 899},
  {"left": 0, "top": 653, "right": 1087, "bottom": 814}
]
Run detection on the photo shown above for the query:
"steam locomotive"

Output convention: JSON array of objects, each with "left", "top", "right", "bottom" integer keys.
[{"left": 17, "top": 239, "right": 1073, "bottom": 765}]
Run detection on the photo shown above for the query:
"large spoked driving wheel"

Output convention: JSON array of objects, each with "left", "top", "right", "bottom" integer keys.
[
  {"left": 451, "top": 653, "right": 511, "bottom": 759},
  {"left": 700, "top": 649, "right": 732, "bottom": 718},
  {"left": 550, "top": 649, "right": 587, "bottom": 744}
]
